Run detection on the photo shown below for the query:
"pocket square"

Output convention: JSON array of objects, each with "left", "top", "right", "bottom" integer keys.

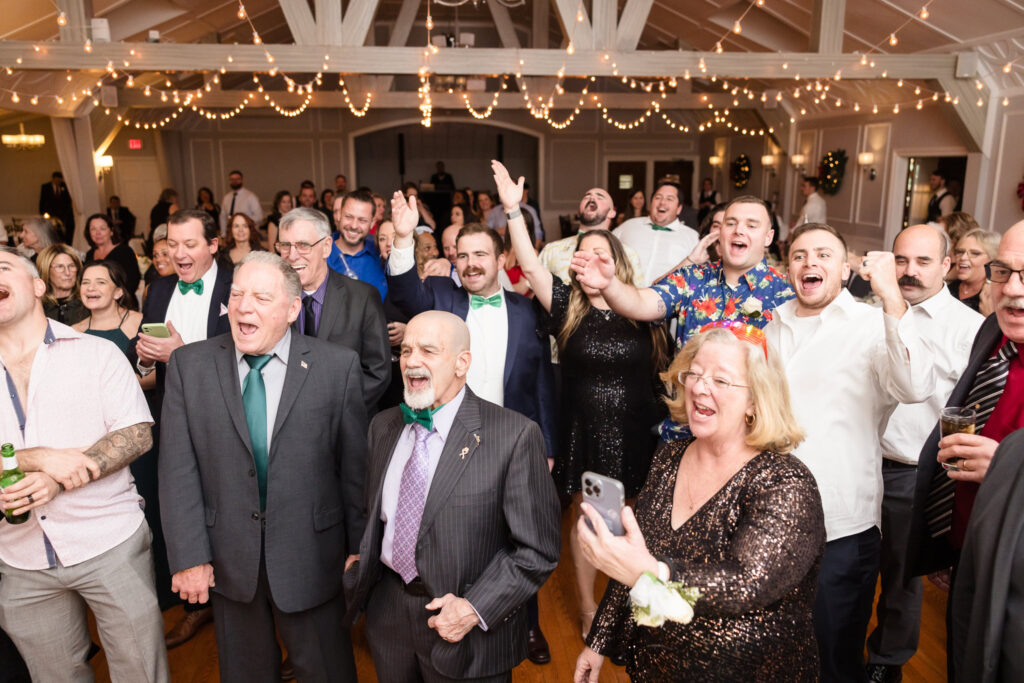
[{"left": 220, "top": 303, "right": 228, "bottom": 316}]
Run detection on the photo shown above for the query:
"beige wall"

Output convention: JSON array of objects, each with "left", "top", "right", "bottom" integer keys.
[{"left": 0, "top": 118, "right": 63, "bottom": 224}]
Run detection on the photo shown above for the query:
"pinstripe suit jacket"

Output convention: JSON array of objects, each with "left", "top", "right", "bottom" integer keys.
[{"left": 346, "top": 388, "right": 561, "bottom": 678}]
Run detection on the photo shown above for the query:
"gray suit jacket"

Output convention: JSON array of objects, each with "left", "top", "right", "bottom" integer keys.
[
  {"left": 346, "top": 389, "right": 561, "bottom": 678},
  {"left": 159, "top": 332, "right": 368, "bottom": 613},
  {"left": 296, "top": 270, "right": 391, "bottom": 411}
]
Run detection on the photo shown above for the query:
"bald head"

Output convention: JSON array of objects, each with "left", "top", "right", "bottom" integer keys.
[
  {"left": 400, "top": 311, "right": 472, "bottom": 409},
  {"left": 442, "top": 224, "right": 460, "bottom": 263},
  {"left": 894, "top": 224, "right": 952, "bottom": 305}
]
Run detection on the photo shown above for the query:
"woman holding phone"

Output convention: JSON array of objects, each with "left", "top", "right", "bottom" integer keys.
[
  {"left": 573, "top": 323, "right": 825, "bottom": 681},
  {"left": 491, "top": 160, "right": 667, "bottom": 640}
]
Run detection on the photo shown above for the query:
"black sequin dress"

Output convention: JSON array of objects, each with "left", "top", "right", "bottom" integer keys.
[
  {"left": 547, "top": 279, "right": 663, "bottom": 498},
  {"left": 587, "top": 438, "right": 826, "bottom": 681}
]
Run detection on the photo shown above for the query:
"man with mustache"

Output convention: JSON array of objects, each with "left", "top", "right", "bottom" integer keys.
[
  {"left": 908, "top": 221, "right": 1024, "bottom": 681},
  {"left": 866, "top": 225, "right": 983, "bottom": 683},
  {"left": 537, "top": 187, "right": 644, "bottom": 285},
  {"left": 385, "top": 190, "right": 558, "bottom": 663},
  {"left": 613, "top": 181, "right": 698, "bottom": 286},
  {"left": 346, "top": 311, "right": 560, "bottom": 682}
]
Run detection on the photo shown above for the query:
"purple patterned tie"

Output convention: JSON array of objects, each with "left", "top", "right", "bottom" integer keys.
[{"left": 391, "top": 424, "right": 433, "bottom": 583}]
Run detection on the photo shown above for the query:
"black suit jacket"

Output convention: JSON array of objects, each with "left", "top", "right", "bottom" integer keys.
[
  {"left": 386, "top": 267, "right": 557, "bottom": 458},
  {"left": 106, "top": 206, "right": 137, "bottom": 241},
  {"left": 159, "top": 332, "right": 368, "bottom": 613},
  {"left": 347, "top": 389, "right": 561, "bottom": 678},
  {"left": 293, "top": 270, "right": 391, "bottom": 411},
  {"left": 908, "top": 314, "right": 1005, "bottom": 577}
]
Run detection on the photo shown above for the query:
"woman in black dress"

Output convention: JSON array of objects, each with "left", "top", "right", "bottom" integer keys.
[
  {"left": 195, "top": 186, "right": 220, "bottom": 228},
  {"left": 38, "top": 244, "right": 87, "bottom": 325},
  {"left": 83, "top": 213, "right": 141, "bottom": 302},
  {"left": 492, "top": 160, "right": 666, "bottom": 638},
  {"left": 575, "top": 324, "right": 825, "bottom": 681}
]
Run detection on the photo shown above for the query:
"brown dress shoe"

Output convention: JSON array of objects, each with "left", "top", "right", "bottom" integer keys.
[
  {"left": 526, "top": 627, "right": 551, "bottom": 665},
  {"left": 164, "top": 607, "right": 214, "bottom": 649},
  {"left": 280, "top": 656, "right": 295, "bottom": 681}
]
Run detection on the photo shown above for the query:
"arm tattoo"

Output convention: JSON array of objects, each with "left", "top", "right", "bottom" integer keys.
[
  {"left": 86, "top": 423, "right": 154, "bottom": 479},
  {"left": 655, "top": 296, "right": 668, "bottom": 319}
]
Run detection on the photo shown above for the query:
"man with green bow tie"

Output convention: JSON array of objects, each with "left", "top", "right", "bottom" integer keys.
[
  {"left": 613, "top": 181, "right": 699, "bottom": 286},
  {"left": 386, "top": 192, "right": 559, "bottom": 665}
]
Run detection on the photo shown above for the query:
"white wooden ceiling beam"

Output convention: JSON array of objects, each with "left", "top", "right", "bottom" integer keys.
[
  {"left": 56, "top": 0, "right": 89, "bottom": 43},
  {"left": 315, "top": 0, "right": 343, "bottom": 46},
  {"left": 488, "top": 0, "right": 521, "bottom": 49},
  {"left": 340, "top": 0, "right": 379, "bottom": 46},
  {"left": 935, "top": 74, "right": 988, "bottom": 152},
  {"left": 553, "top": 0, "right": 593, "bottom": 49},
  {"left": 616, "top": 0, "right": 654, "bottom": 51},
  {"left": 279, "top": 0, "right": 317, "bottom": 45},
  {"left": 592, "top": 0, "right": 617, "bottom": 51},
  {"left": 0, "top": 42, "right": 960, "bottom": 79},
  {"left": 532, "top": 0, "right": 550, "bottom": 49},
  {"left": 809, "top": 0, "right": 846, "bottom": 53}
]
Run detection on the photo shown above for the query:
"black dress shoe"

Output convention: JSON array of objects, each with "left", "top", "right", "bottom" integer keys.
[
  {"left": 866, "top": 663, "right": 903, "bottom": 683},
  {"left": 280, "top": 656, "right": 295, "bottom": 681},
  {"left": 526, "top": 627, "right": 551, "bottom": 665}
]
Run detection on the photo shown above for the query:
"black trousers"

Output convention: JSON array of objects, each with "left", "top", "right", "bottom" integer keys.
[
  {"left": 813, "top": 526, "right": 882, "bottom": 683},
  {"left": 210, "top": 555, "right": 354, "bottom": 683}
]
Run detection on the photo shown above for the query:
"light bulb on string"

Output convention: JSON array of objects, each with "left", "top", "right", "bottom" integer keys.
[
  {"left": 919, "top": 6, "right": 929, "bottom": 19},
  {"left": 57, "top": 11, "right": 67, "bottom": 26},
  {"left": 889, "top": 33, "right": 898, "bottom": 46},
  {"left": 733, "top": 21, "right": 742, "bottom": 34}
]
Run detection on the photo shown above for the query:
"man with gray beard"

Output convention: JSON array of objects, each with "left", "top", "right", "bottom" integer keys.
[{"left": 346, "top": 311, "right": 560, "bottom": 682}]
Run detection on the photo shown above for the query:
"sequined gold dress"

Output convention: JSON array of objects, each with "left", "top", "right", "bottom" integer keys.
[{"left": 587, "top": 439, "right": 826, "bottom": 681}]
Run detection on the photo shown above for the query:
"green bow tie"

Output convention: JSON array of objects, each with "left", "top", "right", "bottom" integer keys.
[
  {"left": 650, "top": 224, "right": 672, "bottom": 232},
  {"left": 400, "top": 402, "right": 443, "bottom": 431},
  {"left": 177, "top": 278, "right": 204, "bottom": 295},
  {"left": 469, "top": 293, "right": 502, "bottom": 309}
]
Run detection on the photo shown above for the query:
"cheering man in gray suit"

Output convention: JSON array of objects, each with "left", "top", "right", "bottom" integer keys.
[
  {"left": 347, "top": 311, "right": 560, "bottom": 682},
  {"left": 159, "top": 251, "right": 368, "bottom": 683}
]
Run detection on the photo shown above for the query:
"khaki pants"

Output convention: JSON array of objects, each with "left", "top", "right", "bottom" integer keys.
[{"left": 0, "top": 521, "right": 169, "bottom": 683}]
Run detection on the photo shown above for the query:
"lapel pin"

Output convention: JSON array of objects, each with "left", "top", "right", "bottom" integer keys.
[
  {"left": 474, "top": 433, "right": 480, "bottom": 445},
  {"left": 300, "top": 360, "right": 308, "bottom": 369},
  {"left": 459, "top": 446, "right": 469, "bottom": 459}
]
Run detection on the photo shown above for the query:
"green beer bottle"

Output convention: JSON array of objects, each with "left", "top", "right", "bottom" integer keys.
[{"left": 1, "top": 443, "right": 31, "bottom": 524}]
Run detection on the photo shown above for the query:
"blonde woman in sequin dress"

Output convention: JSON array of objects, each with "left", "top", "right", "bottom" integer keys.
[{"left": 574, "top": 324, "right": 826, "bottom": 682}]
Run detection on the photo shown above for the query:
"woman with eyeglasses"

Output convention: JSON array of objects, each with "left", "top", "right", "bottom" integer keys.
[
  {"left": 492, "top": 160, "right": 667, "bottom": 642},
  {"left": 573, "top": 322, "right": 825, "bottom": 682},
  {"left": 949, "top": 228, "right": 1000, "bottom": 313},
  {"left": 38, "top": 244, "right": 88, "bottom": 325}
]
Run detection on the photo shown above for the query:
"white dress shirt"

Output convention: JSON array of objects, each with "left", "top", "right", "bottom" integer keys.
[
  {"left": 220, "top": 186, "right": 264, "bottom": 234},
  {"left": 765, "top": 290, "right": 935, "bottom": 541},
  {"left": 389, "top": 245, "right": 508, "bottom": 405},
  {"left": 613, "top": 216, "right": 699, "bottom": 286},
  {"left": 880, "top": 287, "right": 983, "bottom": 464},
  {"left": 164, "top": 260, "right": 219, "bottom": 345},
  {"left": 797, "top": 192, "right": 827, "bottom": 226},
  {"left": 234, "top": 330, "right": 291, "bottom": 449}
]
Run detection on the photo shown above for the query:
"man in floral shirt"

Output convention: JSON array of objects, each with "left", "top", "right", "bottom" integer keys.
[{"left": 571, "top": 196, "right": 793, "bottom": 438}]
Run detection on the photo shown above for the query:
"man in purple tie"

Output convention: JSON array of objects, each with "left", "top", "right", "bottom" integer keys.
[{"left": 346, "top": 310, "right": 560, "bottom": 682}]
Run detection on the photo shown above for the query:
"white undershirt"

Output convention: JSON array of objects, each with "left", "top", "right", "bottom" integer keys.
[
  {"left": 164, "top": 260, "right": 219, "bottom": 345},
  {"left": 465, "top": 289, "right": 508, "bottom": 406}
]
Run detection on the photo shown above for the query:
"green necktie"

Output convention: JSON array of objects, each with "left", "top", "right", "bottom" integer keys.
[
  {"left": 399, "top": 402, "right": 445, "bottom": 431},
  {"left": 178, "top": 278, "right": 204, "bottom": 295},
  {"left": 650, "top": 224, "right": 672, "bottom": 232},
  {"left": 242, "top": 354, "right": 273, "bottom": 510},
  {"left": 469, "top": 293, "right": 502, "bottom": 309}
]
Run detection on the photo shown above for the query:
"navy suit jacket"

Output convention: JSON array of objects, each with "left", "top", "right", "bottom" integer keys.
[{"left": 387, "top": 267, "right": 557, "bottom": 459}]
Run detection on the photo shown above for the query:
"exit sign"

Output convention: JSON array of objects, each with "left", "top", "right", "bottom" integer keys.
[{"left": 128, "top": 138, "right": 142, "bottom": 150}]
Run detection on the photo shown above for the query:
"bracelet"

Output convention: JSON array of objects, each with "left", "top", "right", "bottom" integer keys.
[{"left": 505, "top": 207, "right": 522, "bottom": 220}]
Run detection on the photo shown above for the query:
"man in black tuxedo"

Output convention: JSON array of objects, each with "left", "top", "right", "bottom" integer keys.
[
  {"left": 160, "top": 251, "right": 367, "bottom": 682},
  {"left": 347, "top": 311, "right": 560, "bottom": 682},
  {"left": 128, "top": 208, "right": 232, "bottom": 647},
  {"left": 39, "top": 171, "right": 75, "bottom": 243},
  {"left": 276, "top": 207, "right": 390, "bottom": 411},
  {"left": 106, "top": 195, "right": 137, "bottom": 242}
]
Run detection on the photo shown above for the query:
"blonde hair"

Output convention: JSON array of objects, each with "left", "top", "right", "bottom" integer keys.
[
  {"left": 959, "top": 228, "right": 1000, "bottom": 261},
  {"left": 660, "top": 329, "right": 804, "bottom": 454},
  {"left": 37, "top": 243, "right": 82, "bottom": 307}
]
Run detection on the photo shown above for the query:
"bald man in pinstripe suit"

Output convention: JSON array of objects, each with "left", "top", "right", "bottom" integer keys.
[{"left": 346, "top": 311, "right": 561, "bottom": 682}]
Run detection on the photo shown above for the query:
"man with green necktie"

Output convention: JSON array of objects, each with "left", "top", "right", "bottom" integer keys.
[{"left": 159, "top": 250, "right": 368, "bottom": 682}]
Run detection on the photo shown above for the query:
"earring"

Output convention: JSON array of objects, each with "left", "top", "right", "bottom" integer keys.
[{"left": 745, "top": 413, "right": 756, "bottom": 426}]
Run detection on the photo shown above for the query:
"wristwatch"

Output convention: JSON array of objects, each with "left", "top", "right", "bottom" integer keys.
[
  {"left": 136, "top": 358, "right": 155, "bottom": 376},
  {"left": 505, "top": 207, "right": 522, "bottom": 220}
]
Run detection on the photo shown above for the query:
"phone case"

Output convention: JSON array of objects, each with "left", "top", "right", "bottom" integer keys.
[{"left": 582, "top": 471, "right": 626, "bottom": 536}]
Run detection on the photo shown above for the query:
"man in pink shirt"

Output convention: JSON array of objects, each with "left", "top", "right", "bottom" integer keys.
[{"left": 0, "top": 246, "right": 167, "bottom": 681}]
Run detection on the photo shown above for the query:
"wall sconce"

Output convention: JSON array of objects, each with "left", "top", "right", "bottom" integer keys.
[
  {"left": 858, "top": 152, "right": 876, "bottom": 181},
  {"left": 761, "top": 154, "right": 776, "bottom": 167},
  {"left": 790, "top": 153, "right": 806, "bottom": 171},
  {"left": 95, "top": 154, "right": 113, "bottom": 176},
  {"left": 708, "top": 155, "right": 723, "bottom": 167}
]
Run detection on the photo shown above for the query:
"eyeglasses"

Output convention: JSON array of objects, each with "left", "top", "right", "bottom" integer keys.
[
  {"left": 679, "top": 371, "right": 748, "bottom": 391},
  {"left": 275, "top": 236, "right": 327, "bottom": 256},
  {"left": 50, "top": 264, "right": 78, "bottom": 272},
  {"left": 986, "top": 262, "right": 1024, "bottom": 285},
  {"left": 697, "top": 320, "right": 768, "bottom": 358}
]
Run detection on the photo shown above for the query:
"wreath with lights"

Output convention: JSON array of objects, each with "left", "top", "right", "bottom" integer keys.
[
  {"left": 819, "top": 149, "right": 848, "bottom": 195},
  {"left": 730, "top": 154, "right": 751, "bottom": 189}
]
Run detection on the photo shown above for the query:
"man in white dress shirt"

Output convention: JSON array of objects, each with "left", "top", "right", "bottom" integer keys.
[
  {"left": 764, "top": 222, "right": 935, "bottom": 682},
  {"left": 865, "top": 225, "right": 983, "bottom": 682},
  {"left": 795, "top": 176, "right": 827, "bottom": 227},
  {"left": 613, "top": 182, "right": 698, "bottom": 285},
  {"left": 220, "top": 170, "right": 263, "bottom": 235}
]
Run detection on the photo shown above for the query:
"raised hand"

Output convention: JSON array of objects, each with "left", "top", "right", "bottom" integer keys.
[
  {"left": 491, "top": 160, "right": 524, "bottom": 211},
  {"left": 390, "top": 190, "right": 418, "bottom": 247},
  {"left": 688, "top": 229, "right": 721, "bottom": 267},
  {"left": 570, "top": 250, "right": 616, "bottom": 291},
  {"left": 860, "top": 250, "right": 907, "bottom": 316}
]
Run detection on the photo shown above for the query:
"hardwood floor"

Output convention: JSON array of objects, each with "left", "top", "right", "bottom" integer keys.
[{"left": 89, "top": 510, "right": 949, "bottom": 682}]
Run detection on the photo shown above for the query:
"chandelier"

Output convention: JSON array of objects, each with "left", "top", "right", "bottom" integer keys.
[{"left": 1, "top": 123, "right": 45, "bottom": 150}]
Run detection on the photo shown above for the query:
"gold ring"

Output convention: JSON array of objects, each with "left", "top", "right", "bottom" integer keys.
[{"left": 961, "top": 459, "right": 970, "bottom": 472}]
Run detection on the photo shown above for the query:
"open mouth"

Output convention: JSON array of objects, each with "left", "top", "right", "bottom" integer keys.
[
  {"left": 0, "top": 288, "right": 9, "bottom": 301},
  {"left": 693, "top": 402, "right": 716, "bottom": 418},
  {"left": 176, "top": 262, "right": 194, "bottom": 277},
  {"left": 728, "top": 240, "right": 748, "bottom": 256},
  {"left": 800, "top": 273, "right": 823, "bottom": 291},
  {"left": 237, "top": 322, "right": 258, "bottom": 337}
]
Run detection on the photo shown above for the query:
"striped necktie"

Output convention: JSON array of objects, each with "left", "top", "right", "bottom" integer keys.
[{"left": 924, "top": 340, "right": 1017, "bottom": 539}]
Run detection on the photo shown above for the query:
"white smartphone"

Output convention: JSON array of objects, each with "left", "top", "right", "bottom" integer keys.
[{"left": 582, "top": 471, "right": 626, "bottom": 536}]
